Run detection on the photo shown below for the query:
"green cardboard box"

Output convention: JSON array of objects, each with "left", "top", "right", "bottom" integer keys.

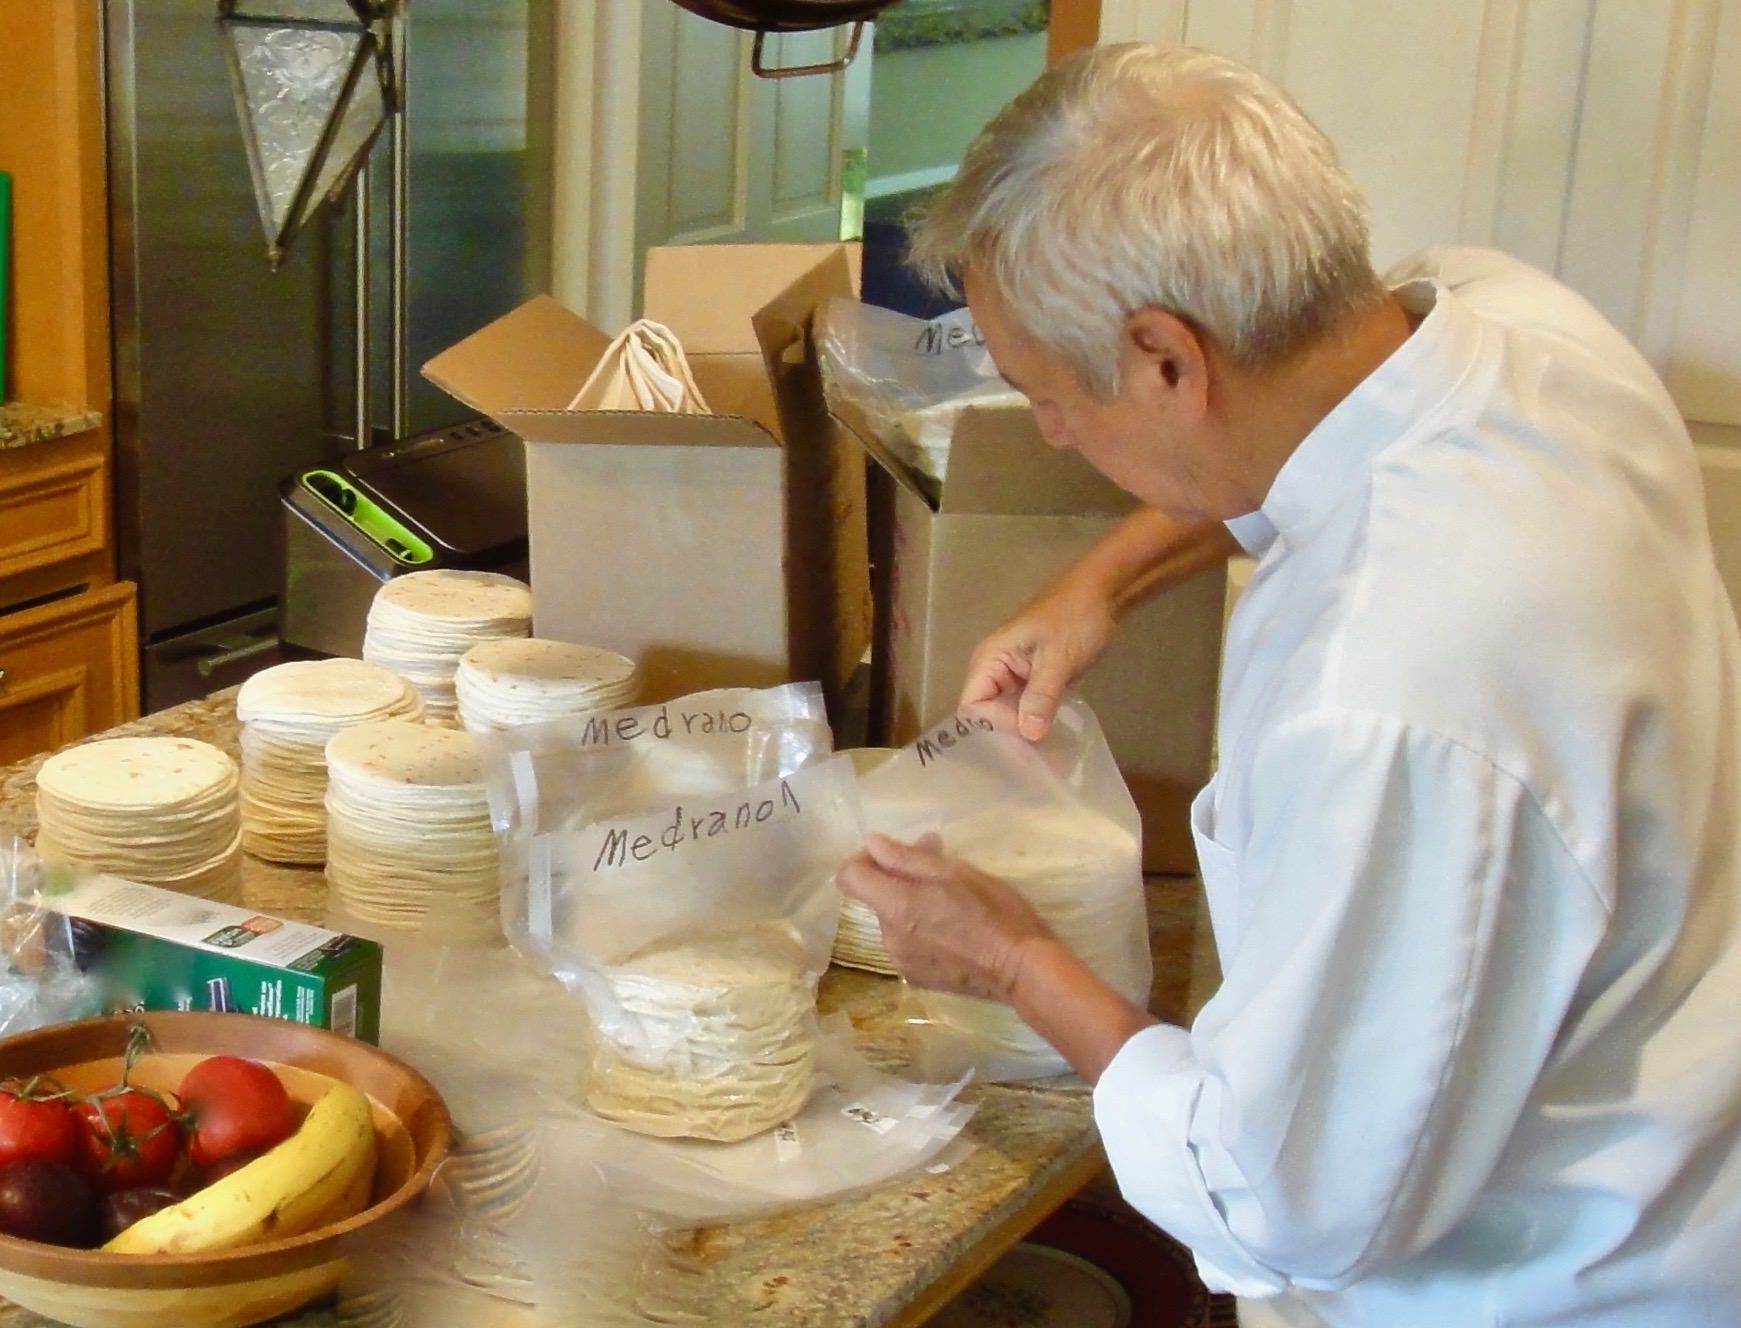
[{"left": 35, "top": 872, "right": 382, "bottom": 1043}]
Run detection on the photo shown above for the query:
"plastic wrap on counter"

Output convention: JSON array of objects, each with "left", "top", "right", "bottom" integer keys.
[{"left": 0, "top": 837, "right": 106, "bottom": 1037}]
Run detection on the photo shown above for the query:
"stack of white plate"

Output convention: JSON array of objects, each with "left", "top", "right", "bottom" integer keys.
[
  {"left": 235, "top": 659, "right": 426, "bottom": 865},
  {"left": 455, "top": 638, "right": 640, "bottom": 733},
  {"left": 361, "top": 570, "right": 533, "bottom": 725},
  {"left": 34, "top": 736, "right": 244, "bottom": 902},
  {"left": 324, "top": 719, "right": 501, "bottom": 943}
]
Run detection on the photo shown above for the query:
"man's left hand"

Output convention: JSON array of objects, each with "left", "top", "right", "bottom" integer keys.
[{"left": 836, "top": 832, "right": 1055, "bottom": 1002}]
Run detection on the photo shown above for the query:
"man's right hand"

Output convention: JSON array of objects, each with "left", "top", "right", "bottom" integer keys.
[
  {"left": 960, "top": 575, "right": 1117, "bottom": 742},
  {"left": 959, "top": 509, "right": 1240, "bottom": 742}
]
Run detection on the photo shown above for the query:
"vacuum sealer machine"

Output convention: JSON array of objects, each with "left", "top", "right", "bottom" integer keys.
[{"left": 280, "top": 418, "right": 527, "bottom": 659}]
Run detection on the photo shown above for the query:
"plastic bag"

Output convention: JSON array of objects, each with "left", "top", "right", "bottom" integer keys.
[
  {"left": 0, "top": 837, "right": 105, "bottom": 1035},
  {"left": 530, "top": 757, "right": 863, "bottom": 1141},
  {"left": 859, "top": 695, "right": 1151, "bottom": 1081},
  {"left": 817, "top": 298, "right": 1026, "bottom": 487},
  {"left": 478, "top": 682, "right": 835, "bottom": 976}
]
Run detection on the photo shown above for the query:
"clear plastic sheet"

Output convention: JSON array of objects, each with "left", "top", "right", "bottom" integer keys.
[
  {"left": 0, "top": 837, "right": 106, "bottom": 1035},
  {"left": 816, "top": 298, "right": 1026, "bottom": 488},
  {"left": 348, "top": 932, "right": 978, "bottom": 1321},
  {"left": 859, "top": 696, "right": 1152, "bottom": 1081}
]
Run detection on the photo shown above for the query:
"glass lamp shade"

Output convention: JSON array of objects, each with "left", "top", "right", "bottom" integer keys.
[{"left": 217, "top": 0, "right": 393, "bottom": 267}]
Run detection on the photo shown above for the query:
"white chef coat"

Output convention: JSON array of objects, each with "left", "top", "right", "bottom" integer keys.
[{"left": 1095, "top": 247, "right": 1741, "bottom": 1327}]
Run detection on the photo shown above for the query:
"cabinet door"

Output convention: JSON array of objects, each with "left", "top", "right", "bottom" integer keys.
[
  {"left": 0, "top": 583, "right": 140, "bottom": 766},
  {"left": 1098, "top": 0, "right": 1740, "bottom": 427},
  {"left": 0, "top": 430, "right": 110, "bottom": 611}
]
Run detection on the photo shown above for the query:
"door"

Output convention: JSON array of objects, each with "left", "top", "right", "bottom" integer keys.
[{"left": 634, "top": 7, "right": 871, "bottom": 264}]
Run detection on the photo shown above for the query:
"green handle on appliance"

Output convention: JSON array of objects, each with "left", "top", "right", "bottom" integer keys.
[
  {"left": 300, "top": 469, "right": 434, "bottom": 566},
  {"left": 1, "top": 171, "right": 10, "bottom": 402}
]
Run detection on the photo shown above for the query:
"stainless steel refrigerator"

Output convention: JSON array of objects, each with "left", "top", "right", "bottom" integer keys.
[{"left": 105, "top": 0, "right": 552, "bottom": 711}]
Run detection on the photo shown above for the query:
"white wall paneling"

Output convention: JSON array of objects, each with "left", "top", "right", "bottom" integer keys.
[
  {"left": 1667, "top": 2, "right": 1741, "bottom": 424},
  {"left": 551, "top": 0, "right": 642, "bottom": 332},
  {"left": 1099, "top": 0, "right": 1739, "bottom": 425}
]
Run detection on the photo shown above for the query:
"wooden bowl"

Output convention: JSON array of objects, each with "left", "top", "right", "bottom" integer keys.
[{"left": 0, "top": 1011, "right": 451, "bottom": 1328}]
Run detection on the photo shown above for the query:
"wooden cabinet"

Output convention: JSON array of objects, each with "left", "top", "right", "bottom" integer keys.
[
  {"left": 0, "top": 583, "right": 138, "bottom": 766},
  {"left": 0, "top": 0, "right": 139, "bottom": 759},
  {"left": 0, "top": 429, "right": 111, "bottom": 612}
]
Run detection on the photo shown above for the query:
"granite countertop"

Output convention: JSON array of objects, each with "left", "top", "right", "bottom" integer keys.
[
  {"left": 0, "top": 404, "right": 103, "bottom": 452},
  {"left": 0, "top": 692, "right": 1210, "bottom": 1328}
]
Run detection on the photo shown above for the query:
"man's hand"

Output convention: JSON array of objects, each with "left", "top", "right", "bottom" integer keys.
[
  {"left": 836, "top": 832, "right": 1054, "bottom": 1002},
  {"left": 837, "top": 831, "right": 1162, "bottom": 1083},
  {"left": 960, "top": 578, "right": 1117, "bottom": 743},
  {"left": 958, "top": 509, "right": 1238, "bottom": 742}
]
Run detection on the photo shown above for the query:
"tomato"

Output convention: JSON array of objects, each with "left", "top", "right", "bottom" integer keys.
[
  {"left": 73, "top": 1091, "right": 181, "bottom": 1194},
  {"left": 177, "top": 1056, "right": 298, "bottom": 1170},
  {"left": 0, "top": 1087, "right": 81, "bottom": 1171}
]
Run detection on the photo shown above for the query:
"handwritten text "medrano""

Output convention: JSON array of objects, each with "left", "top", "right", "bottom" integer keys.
[
  {"left": 593, "top": 779, "right": 803, "bottom": 870},
  {"left": 914, "top": 714, "right": 995, "bottom": 766}
]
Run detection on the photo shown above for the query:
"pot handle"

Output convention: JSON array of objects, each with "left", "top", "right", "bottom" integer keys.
[{"left": 751, "top": 21, "right": 864, "bottom": 78}]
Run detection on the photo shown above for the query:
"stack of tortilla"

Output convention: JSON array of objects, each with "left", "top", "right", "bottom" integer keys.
[
  {"left": 362, "top": 570, "right": 533, "bottom": 725},
  {"left": 585, "top": 924, "right": 816, "bottom": 1142},
  {"left": 918, "top": 806, "right": 1144, "bottom": 1071},
  {"left": 34, "top": 737, "right": 244, "bottom": 902},
  {"left": 323, "top": 719, "right": 501, "bottom": 943},
  {"left": 235, "top": 659, "right": 426, "bottom": 864},
  {"left": 831, "top": 748, "right": 899, "bottom": 974},
  {"left": 455, "top": 638, "right": 640, "bottom": 733}
]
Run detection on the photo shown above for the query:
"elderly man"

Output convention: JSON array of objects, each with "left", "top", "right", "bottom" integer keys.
[{"left": 837, "top": 42, "right": 1741, "bottom": 1327}]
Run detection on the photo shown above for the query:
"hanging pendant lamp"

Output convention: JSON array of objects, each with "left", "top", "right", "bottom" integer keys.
[{"left": 217, "top": 0, "right": 397, "bottom": 267}]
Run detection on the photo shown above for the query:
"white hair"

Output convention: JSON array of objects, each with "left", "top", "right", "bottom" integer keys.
[{"left": 908, "top": 43, "right": 1386, "bottom": 397}]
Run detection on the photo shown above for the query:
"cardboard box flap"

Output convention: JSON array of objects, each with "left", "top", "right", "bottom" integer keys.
[
  {"left": 941, "top": 408, "right": 1139, "bottom": 518},
  {"left": 498, "top": 408, "right": 775, "bottom": 450},
  {"left": 645, "top": 244, "right": 855, "bottom": 356},
  {"left": 829, "top": 398, "right": 937, "bottom": 505},
  {"left": 750, "top": 245, "right": 858, "bottom": 376},
  {"left": 422, "top": 295, "right": 614, "bottom": 416}
]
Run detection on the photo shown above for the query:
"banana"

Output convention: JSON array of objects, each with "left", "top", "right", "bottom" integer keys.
[{"left": 105, "top": 1080, "right": 378, "bottom": 1255}]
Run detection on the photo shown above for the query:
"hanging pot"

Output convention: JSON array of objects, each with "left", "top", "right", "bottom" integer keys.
[{"left": 667, "top": 0, "right": 899, "bottom": 77}]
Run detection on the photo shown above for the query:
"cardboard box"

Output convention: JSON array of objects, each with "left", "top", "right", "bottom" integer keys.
[
  {"left": 834, "top": 400, "right": 1224, "bottom": 875},
  {"left": 422, "top": 245, "right": 871, "bottom": 720},
  {"left": 37, "top": 873, "right": 383, "bottom": 1043}
]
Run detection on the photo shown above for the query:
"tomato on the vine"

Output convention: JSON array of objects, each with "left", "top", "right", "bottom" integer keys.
[
  {"left": 73, "top": 1090, "right": 181, "bottom": 1194},
  {"left": 177, "top": 1056, "right": 298, "bottom": 1170},
  {"left": 0, "top": 1086, "right": 81, "bottom": 1171}
]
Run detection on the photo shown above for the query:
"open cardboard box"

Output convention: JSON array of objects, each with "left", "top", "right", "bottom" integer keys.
[
  {"left": 831, "top": 393, "right": 1225, "bottom": 874},
  {"left": 422, "top": 244, "right": 872, "bottom": 717}
]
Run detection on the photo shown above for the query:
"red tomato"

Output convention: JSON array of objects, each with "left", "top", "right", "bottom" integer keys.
[
  {"left": 73, "top": 1091, "right": 181, "bottom": 1194},
  {"left": 177, "top": 1056, "right": 298, "bottom": 1170},
  {"left": 0, "top": 1088, "right": 81, "bottom": 1171}
]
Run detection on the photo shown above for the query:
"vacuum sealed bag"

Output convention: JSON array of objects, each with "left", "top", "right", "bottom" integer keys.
[
  {"left": 860, "top": 696, "right": 1151, "bottom": 1080},
  {"left": 484, "top": 746, "right": 864, "bottom": 1142},
  {"left": 479, "top": 681, "right": 834, "bottom": 969},
  {"left": 817, "top": 298, "right": 1025, "bottom": 488}
]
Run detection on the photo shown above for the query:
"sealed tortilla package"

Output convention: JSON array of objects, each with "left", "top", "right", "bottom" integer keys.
[
  {"left": 529, "top": 757, "right": 863, "bottom": 1141},
  {"left": 860, "top": 695, "right": 1151, "bottom": 1081},
  {"left": 477, "top": 681, "right": 835, "bottom": 971}
]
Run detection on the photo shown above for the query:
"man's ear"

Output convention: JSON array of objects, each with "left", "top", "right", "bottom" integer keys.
[{"left": 1123, "top": 308, "right": 1210, "bottom": 422}]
